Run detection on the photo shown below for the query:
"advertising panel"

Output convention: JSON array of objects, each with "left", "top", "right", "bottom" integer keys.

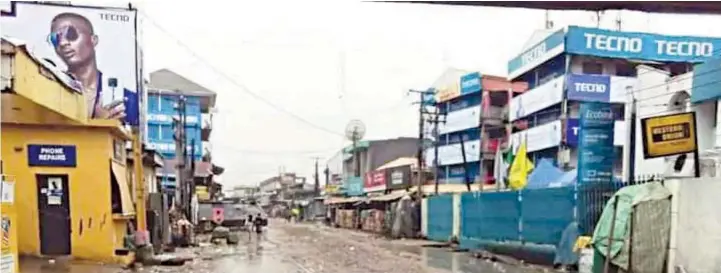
[
  {"left": 460, "top": 72, "right": 481, "bottom": 95},
  {"left": 434, "top": 82, "right": 461, "bottom": 103},
  {"left": 566, "top": 118, "right": 579, "bottom": 145},
  {"left": 641, "top": 112, "right": 697, "bottom": 159},
  {"left": 509, "top": 76, "right": 564, "bottom": 121},
  {"left": 577, "top": 102, "right": 615, "bottom": 184},
  {"left": 385, "top": 165, "right": 412, "bottom": 190},
  {"left": 566, "top": 74, "right": 611, "bottom": 102},
  {"left": 344, "top": 176, "right": 364, "bottom": 197},
  {"left": 508, "top": 29, "right": 566, "bottom": 79},
  {"left": 364, "top": 170, "right": 387, "bottom": 193},
  {"left": 566, "top": 26, "right": 721, "bottom": 63},
  {"left": 1, "top": 2, "right": 140, "bottom": 125}
]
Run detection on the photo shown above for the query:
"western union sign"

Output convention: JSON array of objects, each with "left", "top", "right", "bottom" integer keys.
[{"left": 641, "top": 112, "right": 697, "bottom": 159}]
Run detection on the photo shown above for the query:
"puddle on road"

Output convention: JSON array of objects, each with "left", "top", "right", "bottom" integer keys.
[
  {"left": 19, "top": 232, "right": 308, "bottom": 273},
  {"left": 420, "top": 247, "right": 545, "bottom": 273}
]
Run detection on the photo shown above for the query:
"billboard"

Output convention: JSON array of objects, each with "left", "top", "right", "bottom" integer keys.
[
  {"left": 641, "top": 112, "right": 697, "bottom": 159},
  {"left": 1, "top": 2, "right": 140, "bottom": 125}
]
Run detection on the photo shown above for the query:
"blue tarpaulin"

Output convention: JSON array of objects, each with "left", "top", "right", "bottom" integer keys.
[{"left": 526, "top": 158, "right": 565, "bottom": 189}]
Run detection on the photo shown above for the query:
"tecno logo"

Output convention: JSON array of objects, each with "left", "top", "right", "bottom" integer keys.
[
  {"left": 574, "top": 82, "right": 606, "bottom": 93},
  {"left": 585, "top": 109, "right": 614, "bottom": 120}
]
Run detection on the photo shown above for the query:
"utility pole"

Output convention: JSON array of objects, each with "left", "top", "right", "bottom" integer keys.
[
  {"left": 312, "top": 157, "right": 321, "bottom": 197},
  {"left": 416, "top": 90, "right": 425, "bottom": 199},
  {"left": 173, "top": 95, "right": 187, "bottom": 214},
  {"left": 627, "top": 97, "right": 637, "bottom": 184},
  {"left": 430, "top": 107, "right": 445, "bottom": 195},
  {"left": 410, "top": 89, "right": 442, "bottom": 198}
]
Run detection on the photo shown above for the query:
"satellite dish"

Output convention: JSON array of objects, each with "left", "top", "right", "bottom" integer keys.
[{"left": 344, "top": 120, "right": 366, "bottom": 142}]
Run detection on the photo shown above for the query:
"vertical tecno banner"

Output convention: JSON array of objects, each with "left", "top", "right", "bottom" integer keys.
[{"left": 1, "top": 2, "right": 140, "bottom": 125}]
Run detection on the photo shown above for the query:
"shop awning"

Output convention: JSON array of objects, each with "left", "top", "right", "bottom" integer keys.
[
  {"left": 324, "top": 196, "right": 367, "bottom": 205},
  {"left": 111, "top": 161, "right": 135, "bottom": 215},
  {"left": 368, "top": 190, "right": 412, "bottom": 202}
]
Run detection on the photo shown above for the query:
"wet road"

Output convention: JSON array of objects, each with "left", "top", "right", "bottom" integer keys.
[{"left": 20, "top": 220, "right": 546, "bottom": 273}]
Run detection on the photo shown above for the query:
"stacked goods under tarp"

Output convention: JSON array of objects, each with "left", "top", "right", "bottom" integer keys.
[
  {"left": 592, "top": 182, "right": 671, "bottom": 273},
  {"left": 335, "top": 209, "right": 357, "bottom": 229},
  {"left": 360, "top": 209, "right": 385, "bottom": 233}
]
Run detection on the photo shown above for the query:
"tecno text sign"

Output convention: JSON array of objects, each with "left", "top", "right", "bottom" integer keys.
[{"left": 566, "top": 74, "right": 611, "bottom": 102}]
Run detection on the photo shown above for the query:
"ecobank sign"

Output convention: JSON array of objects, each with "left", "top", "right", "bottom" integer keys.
[{"left": 566, "top": 26, "right": 721, "bottom": 63}]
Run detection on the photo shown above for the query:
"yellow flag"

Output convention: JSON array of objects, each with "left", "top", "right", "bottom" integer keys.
[{"left": 508, "top": 140, "right": 534, "bottom": 190}]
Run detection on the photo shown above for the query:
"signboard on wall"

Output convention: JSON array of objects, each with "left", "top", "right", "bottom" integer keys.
[
  {"left": 566, "top": 74, "right": 611, "bottom": 102},
  {"left": 385, "top": 165, "right": 412, "bottom": 190},
  {"left": 364, "top": 170, "right": 387, "bottom": 193},
  {"left": 577, "top": 102, "right": 615, "bottom": 184},
  {"left": 27, "top": 144, "right": 77, "bottom": 167},
  {"left": 1, "top": 2, "right": 141, "bottom": 125},
  {"left": 565, "top": 26, "right": 721, "bottom": 63},
  {"left": 459, "top": 72, "right": 481, "bottom": 95},
  {"left": 641, "top": 112, "right": 697, "bottom": 159}
]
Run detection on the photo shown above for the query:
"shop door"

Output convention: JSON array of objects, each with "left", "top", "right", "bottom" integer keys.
[{"left": 36, "top": 174, "right": 71, "bottom": 256}]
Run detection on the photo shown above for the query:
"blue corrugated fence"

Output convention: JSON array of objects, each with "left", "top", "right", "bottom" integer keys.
[{"left": 426, "top": 194, "right": 454, "bottom": 242}]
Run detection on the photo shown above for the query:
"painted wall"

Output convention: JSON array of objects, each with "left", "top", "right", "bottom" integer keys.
[
  {"left": 145, "top": 93, "right": 202, "bottom": 161},
  {"left": 665, "top": 178, "right": 721, "bottom": 273},
  {"left": 1, "top": 125, "right": 132, "bottom": 264}
]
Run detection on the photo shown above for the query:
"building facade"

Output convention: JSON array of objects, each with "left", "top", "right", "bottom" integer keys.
[
  {"left": 145, "top": 69, "right": 217, "bottom": 191},
  {"left": 425, "top": 69, "right": 527, "bottom": 185},
  {"left": 506, "top": 26, "right": 721, "bottom": 180},
  {"left": 334, "top": 137, "right": 419, "bottom": 196}
]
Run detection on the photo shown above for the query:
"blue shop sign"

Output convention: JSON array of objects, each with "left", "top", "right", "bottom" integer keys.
[
  {"left": 422, "top": 87, "right": 437, "bottom": 106},
  {"left": 566, "top": 118, "right": 579, "bottom": 146},
  {"left": 566, "top": 26, "right": 721, "bottom": 63},
  {"left": 344, "top": 176, "right": 364, "bottom": 196},
  {"left": 566, "top": 74, "right": 611, "bottom": 102},
  {"left": 577, "top": 102, "right": 614, "bottom": 184},
  {"left": 460, "top": 72, "right": 482, "bottom": 95},
  {"left": 508, "top": 29, "right": 566, "bottom": 78},
  {"left": 27, "top": 144, "right": 77, "bottom": 167},
  {"left": 691, "top": 57, "right": 721, "bottom": 103}
]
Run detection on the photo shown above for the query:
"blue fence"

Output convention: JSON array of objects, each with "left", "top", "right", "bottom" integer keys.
[
  {"left": 426, "top": 194, "right": 454, "bottom": 242},
  {"left": 457, "top": 186, "right": 576, "bottom": 249}
]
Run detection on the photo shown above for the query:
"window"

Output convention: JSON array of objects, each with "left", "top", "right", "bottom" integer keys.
[
  {"left": 615, "top": 63, "right": 636, "bottom": 77},
  {"left": 161, "top": 125, "right": 174, "bottom": 141},
  {"left": 582, "top": 62, "right": 604, "bottom": 75},
  {"left": 147, "top": 95, "right": 159, "bottom": 111},
  {"left": 148, "top": 124, "right": 160, "bottom": 140}
]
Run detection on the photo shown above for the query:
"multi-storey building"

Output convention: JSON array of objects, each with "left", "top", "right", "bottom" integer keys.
[
  {"left": 506, "top": 26, "right": 721, "bottom": 179},
  {"left": 425, "top": 69, "right": 526, "bottom": 185},
  {"left": 145, "top": 69, "right": 217, "bottom": 191}
]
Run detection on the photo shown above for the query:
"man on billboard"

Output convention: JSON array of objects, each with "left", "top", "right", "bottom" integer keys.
[{"left": 48, "top": 12, "right": 134, "bottom": 121}]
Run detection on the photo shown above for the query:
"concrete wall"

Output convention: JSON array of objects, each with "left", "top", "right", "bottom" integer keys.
[{"left": 666, "top": 178, "right": 721, "bottom": 273}]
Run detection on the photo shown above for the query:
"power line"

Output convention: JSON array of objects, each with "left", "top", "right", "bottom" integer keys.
[{"left": 139, "top": 11, "right": 345, "bottom": 138}]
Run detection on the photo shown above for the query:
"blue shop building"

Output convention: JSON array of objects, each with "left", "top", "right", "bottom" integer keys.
[
  {"left": 507, "top": 26, "right": 721, "bottom": 179},
  {"left": 145, "top": 69, "right": 217, "bottom": 191}
]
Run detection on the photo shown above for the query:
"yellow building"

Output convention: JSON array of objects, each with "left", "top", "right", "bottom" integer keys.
[
  {"left": 1, "top": 39, "right": 136, "bottom": 264},
  {"left": 1, "top": 176, "right": 19, "bottom": 273}
]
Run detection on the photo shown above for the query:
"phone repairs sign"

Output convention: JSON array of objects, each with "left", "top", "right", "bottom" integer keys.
[
  {"left": 641, "top": 112, "right": 698, "bottom": 159},
  {"left": 27, "top": 144, "right": 77, "bottom": 167}
]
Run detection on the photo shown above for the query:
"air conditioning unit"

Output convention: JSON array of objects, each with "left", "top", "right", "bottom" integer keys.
[{"left": 664, "top": 153, "right": 721, "bottom": 178}]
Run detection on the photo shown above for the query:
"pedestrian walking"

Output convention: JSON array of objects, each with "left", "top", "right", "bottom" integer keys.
[{"left": 253, "top": 213, "right": 265, "bottom": 240}]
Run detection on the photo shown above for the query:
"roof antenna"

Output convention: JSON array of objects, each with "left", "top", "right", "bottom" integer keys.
[
  {"left": 544, "top": 10, "right": 554, "bottom": 29},
  {"left": 615, "top": 10, "right": 623, "bottom": 31}
]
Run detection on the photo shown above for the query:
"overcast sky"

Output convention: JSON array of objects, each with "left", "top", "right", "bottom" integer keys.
[{"left": 42, "top": 0, "right": 721, "bottom": 187}]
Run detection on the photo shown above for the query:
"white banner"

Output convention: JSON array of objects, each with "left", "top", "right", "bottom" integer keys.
[{"left": 509, "top": 76, "right": 564, "bottom": 121}]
